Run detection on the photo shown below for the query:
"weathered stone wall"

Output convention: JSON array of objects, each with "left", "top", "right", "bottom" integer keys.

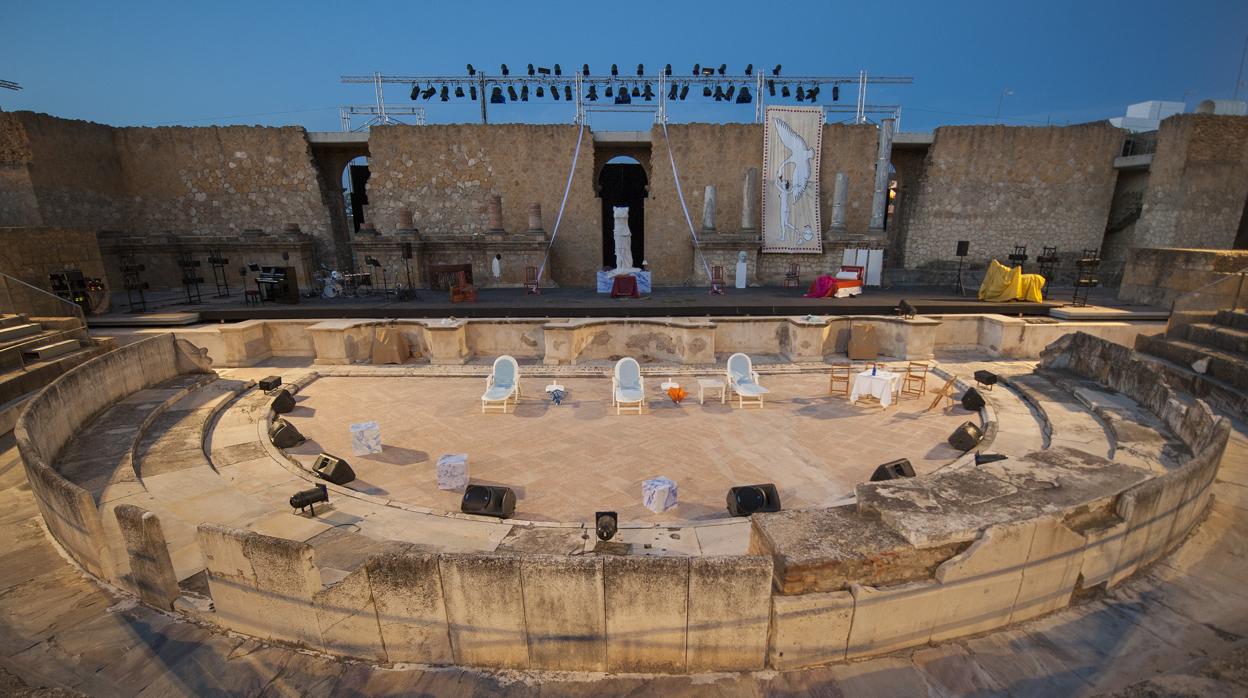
[
  {"left": 1117, "top": 247, "right": 1248, "bottom": 307},
  {"left": 0, "top": 227, "right": 109, "bottom": 314},
  {"left": 899, "top": 123, "right": 1125, "bottom": 269},
  {"left": 364, "top": 124, "right": 598, "bottom": 287},
  {"left": 1135, "top": 114, "right": 1248, "bottom": 250},
  {"left": 0, "top": 112, "right": 41, "bottom": 226}
]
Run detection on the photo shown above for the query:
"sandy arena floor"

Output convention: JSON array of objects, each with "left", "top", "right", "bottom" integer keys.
[{"left": 283, "top": 372, "right": 975, "bottom": 523}]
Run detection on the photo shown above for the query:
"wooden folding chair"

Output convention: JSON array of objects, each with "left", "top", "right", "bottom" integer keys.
[
  {"left": 925, "top": 375, "right": 958, "bottom": 413},
  {"left": 900, "top": 361, "right": 929, "bottom": 399},
  {"left": 784, "top": 263, "right": 800, "bottom": 288},
  {"left": 828, "top": 362, "right": 852, "bottom": 397},
  {"left": 710, "top": 266, "right": 725, "bottom": 295},
  {"left": 525, "top": 266, "right": 540, "bottom": 295}
]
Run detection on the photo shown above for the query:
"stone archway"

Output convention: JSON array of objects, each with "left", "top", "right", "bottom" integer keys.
[{"left": 599, "top": 156, "right": 648, "bottom": 268}]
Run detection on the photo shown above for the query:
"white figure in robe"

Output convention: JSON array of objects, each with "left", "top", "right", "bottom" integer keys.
[{"left": 612, "top": 206, "right": 637, "bottom": 274}]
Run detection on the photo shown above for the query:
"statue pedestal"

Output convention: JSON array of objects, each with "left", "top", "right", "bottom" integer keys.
[{"left": 597, "top": 270, "right": 651, "bottom": 294}]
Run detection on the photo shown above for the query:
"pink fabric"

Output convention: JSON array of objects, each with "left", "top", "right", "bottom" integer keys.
[{"left": 805, "top": 275, "right": 837, "bottom": 298}]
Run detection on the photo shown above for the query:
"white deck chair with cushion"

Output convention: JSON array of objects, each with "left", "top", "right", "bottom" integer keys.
[
  {"left": 612, "top": 357, "right": 646, "bottom": 415},
  {"left": 726, "top": 352, "right": 770, "bottom": 408},
  {"left": 481, "top": 355, "right": 521, "bottom": 413}
]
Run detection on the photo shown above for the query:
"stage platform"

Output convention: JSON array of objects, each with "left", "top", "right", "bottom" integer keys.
[{"left": 88, "top": 285, "right": 1154, "bottom": 326}]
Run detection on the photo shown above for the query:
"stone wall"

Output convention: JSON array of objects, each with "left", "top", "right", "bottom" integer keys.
[
  {"left": 0, "top": 226, "right": 109, "bottom": 314},
  {"left": 1117, "top": 247, "right": 1248, "bottom": 307},
  {"left": 898, "top": 123, "right": 1125, "bottom": 269},
  {"left": 1134, "top": 114, "right": 1248, "bottom": 250}
]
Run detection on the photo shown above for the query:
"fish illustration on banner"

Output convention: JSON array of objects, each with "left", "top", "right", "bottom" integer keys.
[{"left": 762, "top": 106, "right": 824, "bottom": 253}]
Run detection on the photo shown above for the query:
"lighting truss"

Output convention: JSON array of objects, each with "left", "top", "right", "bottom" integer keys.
[
  {"left": 339, "top": 104, "right": 426, "bottom": 132},
  {"left": 342, "top": 68, "right": 913, "bottom": 125},
  {"left": 0, "top": 79, "right": 20, "bottom": 91}
]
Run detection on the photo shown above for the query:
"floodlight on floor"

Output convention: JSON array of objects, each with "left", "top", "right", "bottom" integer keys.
[
  {"left": 736, "top": 86, "right": 752, "bottom": 103},
  {"left": 490, "top": 87, "right": 505, "bottom": 104},
  {"left": 595, "top": 511, "right": 618, "bottom": 541},
  {"left": 975, "top": 452, "right": 1008, "bottom": 465},
  {"left": 290, "top": 484, "right": 328, "bottom": 515}
]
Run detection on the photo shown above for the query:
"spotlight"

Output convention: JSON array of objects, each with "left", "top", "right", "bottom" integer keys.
[
  {"left": 604, "top": 85, "right": 612, "bottom": 97},
  {"left": 564, "top": 85, "right": 572, "bottom": 100},
  {"left": 767, "top": 79, "right": 776, "bottom": 96},
  {"left": 808, "top": 86, "right": 820, "bottom": 102},
  {"left": 701, "top": 66, "right": 715, "bottom": 76},
  {"left": 668, "top": 82, "right": 678, "bottom": 100},
  {"left": 507, "top": 85, "right": 518, "bottom": 101},
  {"left": 455, "top": 85, "right": 465, "bottom": 98},
  {"left": 664, "top": 63, "right": 672, "bottom": 76},
  {"left": 725, "top": 85, "right": 735, "bottom": 100},
  {"left": 870, "top": 459, "right": 916, "bottom": 481},
  {"left": 441, "top": 85, "right": 450, "bottom": 101},
  {"left": 470, "top": 85, "right": 477, "bottom": 100},
  {"left": 679, "top": 84, "right": 689, "bottom": 99},
  {"left": 745, "top": 63, "right": 754, "bottom": 76},
  {"left": 703, "top": 85, "right": 713, "bottom": 97},
  {"left": 726, "top": 483, "right": 782, "bottom": 516},
  {"left": 637, "top": 63, "right": 645, "bottom": 76},
  {"left": 520, "top": 85, "right": 528, "bottom": 101},
  {"left": 832, "top": 84, "right": 840, "bottom": 101},
  {"left": 975, "top": 452, "right": 1008, "bottom": 465},
  {"left": 500, "top": 63, "right": 509, "bottom": 76},
  {"left": 461, "top": 484, "right": 516, "bottom": 519},
  {"left": 527, "top": 63, "right": 535, "bottom": 76},
  {"left": 595, "top": 511, "right": 618, "bottom": 541},
  {"left": 410, "top": 83, "right": 420, "bottom": 100},
  {"left": 490, "top": 87, "right": 505, "bottom": 104},
  {"left": 772, "top": 64, "right": 782, "bottom": 76},
  {"left": 582, "top": 63, "right": 590, "bottom": 76},
  {"left": 781, "top": 85, "right": 791, "bottom": 97},
  {"left": 736, "top": 86, "right": 752, "bottom": 103},
  {"left": 897, "top": 299, "right": 917, "bottom": 318},
  {"left": 536, "top": 85, "right": 545, "bottom": 97},
  {"left": 289, "top": 484, "right": 328, "bottom": 515},
  {"left": 422, "top": 86, "right": 436, "bottom": 99},
  {"left": 552, "top": 85, "right": 560, "bottom": 100},
  {"left": 714, "top": 85, "right": 724, "bottom": 100},
  {"left": 554, "top": 64, "right": 562, "bottom": 75},
  {"left": 611, "top": 63, "right": 619, "bottom": 76},
  {"left": 643, "top": 83, "right": 654, "bottom": 100},
  {"left": 467, "top": 63, "right": 476, "bottom": 76},
  {"left": 692, "top": 63, "right": 700, "bottom": 76},
  {"left": 796, "top": 85, "right": 805, "bottom": 101},
  {"left": 718, "top": 63, "right": 727, "bottom": 75},
  {"left": 588, "top": 85, "right": 598, "bottom": 101},
  {"left": 615, "top": 88, "right": 631, "bottom": 104},
  {"left": 537, "top": 66, "right": 551, "bottom": 75},
  {"left": 631, "top": 85, "right": 640, "bottom": 97}
]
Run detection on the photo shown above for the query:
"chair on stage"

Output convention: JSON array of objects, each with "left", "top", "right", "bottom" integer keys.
[
  {"left": 525, "top": 266, "right": 540, "bottom": 295},
  {"left": 784, "top": 263, "right": 800, "bottom": 288},
  {"left": 481, "top": 355, "right": 521, "bottom": 413},
  {"left": 726, "top": 353, "right": 770, "bottom": 408},
  {"left": 612, "top": 357, "right": 646, "bottom": 415},
  {"left": 450, "top": 270, "right": 477, "bottom": 303},
  {"left": 710, "top": 266, "right": 725, "bottom": 295},
  {"left": 924, "top": 375, "right": 959, "bottom": 413},
  {"left": 900, "top": 361, "right": 929, "bottom": 399},
  {"left": 829, "top": 362, "right": 852, "bottom": 397}
]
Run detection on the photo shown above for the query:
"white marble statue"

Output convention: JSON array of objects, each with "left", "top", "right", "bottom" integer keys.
[
  {"left": 735, "top": 250, "right": 748, "bottom": 289},
  {"left": 611, "top": 206, "right": 638, "bottom": 275}
]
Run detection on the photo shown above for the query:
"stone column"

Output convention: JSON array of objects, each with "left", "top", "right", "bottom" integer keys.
[
  {"left": 740, "top": 168, "right": 759, "bottom": 234},
  {"left": 701, "top": 185, "right": 717, "bottom": 233},
  {"left": 527, "top": 203, "right": 544, "bottom": 233},
  {"left": 487, "top": 194, "right": 505, "bottom": 233},
  {"left": 869, "top": 118, "right": 896, "bottom": 232},
  {"left": 829, "top": 173, "right": 849, "bottom": 232}
]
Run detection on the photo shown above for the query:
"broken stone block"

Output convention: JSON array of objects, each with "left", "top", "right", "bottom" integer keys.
[
  {"left": 437, "top": 453, "right": 469, "bottom": 491},
  {"left": 642, "top": 476, "right": 678, "bottom": 513},
  {"left": 349, "top": 421, "right": 382, "bottom": 456}
]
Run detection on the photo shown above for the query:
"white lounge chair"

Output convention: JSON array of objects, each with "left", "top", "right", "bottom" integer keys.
[
  {"left": 727, "top": 352, "right": 770, "bottom": 408},
  {"left": 481, "top": 355, "right": 521, "bottom": 413},
  {"left": 612, "top": 357, "right": 646, "bottom": 415}
]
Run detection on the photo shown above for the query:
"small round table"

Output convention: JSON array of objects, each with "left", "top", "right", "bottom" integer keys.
[{"left": 697, "top": 377, "right": 726, "bottom": 405}]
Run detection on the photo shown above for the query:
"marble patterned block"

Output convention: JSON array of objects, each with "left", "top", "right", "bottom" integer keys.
[
  {"left": 642, "top": 476, "right": 679, "bottom": 514},
  {"left": 437, "top": 453, "right": 470, "bottom": 491},
  {"left": 349, "top": 421, "right": 382, "bottom": 456}
]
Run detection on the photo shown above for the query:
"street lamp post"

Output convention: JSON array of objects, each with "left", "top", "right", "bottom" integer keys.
[{"left": 995, "top": 89, "right": 1014, "bottom": 123}]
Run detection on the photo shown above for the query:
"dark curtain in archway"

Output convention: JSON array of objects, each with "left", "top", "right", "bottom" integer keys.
[{"left": 599, "top": 163, "right": 648, "bottom": 268}]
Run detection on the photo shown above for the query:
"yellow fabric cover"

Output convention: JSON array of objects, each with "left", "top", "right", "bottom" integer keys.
[{"left": 978, "top": 259, "right": 1045, "bottom": 302}]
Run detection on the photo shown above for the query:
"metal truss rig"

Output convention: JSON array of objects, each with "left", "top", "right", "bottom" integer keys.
[{"left": 341, "top": 69, "right": 912, "bottom": 126}]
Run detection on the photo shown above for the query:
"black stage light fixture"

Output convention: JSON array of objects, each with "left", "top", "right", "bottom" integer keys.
[
  {"left": 461, "top": 484, "right": 516, "bottom": 519},
  {"left": 974, "top": 370, "right": 999, "bottom": 390},
  {"left": 466, "top": 63, "right": 476, "bottom": 76},
  {"left": 615, "top": 88, "right": 631, "bottom": 104},
  {"left": 679, "top": 84, "right": 689, "bottom": 99},
  {"left": 455, "top": 85, "right": 465, "bottom": 98},
  {"left": 612, "top": 63, "right": 619, "bottom": 76},
  {"left": 631, "top": 84, "right": 640, "bottom": 97},
  {"left": 703, "top": 85, "right": 712, "bottom": 97},
  {"left": 796, "top": 85, "right": 805, "bottom": 101},
  {"left": 271, "top": 389, "right": 295, "bottom": 414},
  {"left": 313, "top": 453, "right": 356, "bottom": 485},
  {"left": 582, "top": 63, "right": 590, "bottom": 76},
  {"left": 948, "top": 421, "right": 984, "bottom": 452},
  {"left": 725, "top": 85, "right": 735, "bottom": 100},
  {"left": 422, "top": 86, "right": 437, "bottom": 99},
  {"left": 259, "top": 375, "right": 283, "bottom": 393},
  {"left": 714, "top": 85, "right": 725, "bottom": 101},
  {"left": 587, "top": 85, "right": 598, "bottom": 101},
  {"left": 832, "top": 84, "right": 840, "bottom": 101},
  {"left": 772, "top": 63, "right": 782, "bottom": 76},
  {"left": 554, "top": 63, "right": 562, "bottom": 75},
  {"left": 470, "top": 85, "right": 477, "bottom": 100},
  {"left": 745, "top": 63, "right": 754, "bottom": 76},
  {"left": 767, "top": 79, "right": 776, "bottom": 96},
  {"left": 668, "top": 82, "right": 678, "bottom": 100},
  {"left": 736, "top": 86, "right": 752, "bottom": 103},
  {"left": 975, "top": 452, "right": 1009, "bottom": 465},
  {"left": 537, "top": 66, "right": 551, "bottom": 75},
  {"left": 500, "top": 63, "right": 509, "bottom": 76},
  {"left": 643, "top": 83, "right": 654, "bottom": 101},
  {"left": 520, "top": 85, "right": 529, "bottom": 101},
  {"left": 664, "top": 63, "right": 672, "bottom": 76},
  {"left": 527, "top": 63, "right": 535, "bottom": 76},
  {"left": 961, "top": 388, "right": 986, "bottom": 412},
  {"left": 897, "top": 299, "right": 917, "bottom": 318},
  {"left": 604, "top": 84, "right": 612, "bottom": 97},
  {"left": 410, "top": 83, "right": 420, "bottom": 100},
  {"left": 564, "top": 85, "right": 573, "bottom": 101},
  {"left": 269, "top": 417, "right": 305, "bottom": 448},
  {"left": 536, "top": 84, "right": 545, "bottom": 97},
  {"left": 637, "top": 63, "right": 645, "bottom": 76},
  {"left": 595, "top": 511, "right": 618, "bottom": 541},
  {"left": 870, "top": 459, "right": 916, "bottom": 481},
  {"left": 490, "top": 86, "right": 505, "bottom": 104},
  {"left": 440, "top": 85, "right": 450, "bottom": 101},
  {"left": 552, "top": 85, "right": 560, "bottom": 100},
  {"left": 692, "top": 63, "right": 700, "bottom": 76},
  {"left": 808, "top": 86, "right": 820, "bottom": 102},
  {"left": 718, "top": 63, "right": 727, "bottom": 75},
  {"left": 702, "top": 66, "right": 715, "bottom": 76},
  {"left": 726, "top": 483, "right": 782, "bottom": 516},
  {"left": 507, "top": 85, "right": 518, "bottom": 101},
  {"left": 290, "top": 484, "right": 328, "bottom": 515},
  {"left": 782, "top": 85, "right": 791, "bottom": 97}
]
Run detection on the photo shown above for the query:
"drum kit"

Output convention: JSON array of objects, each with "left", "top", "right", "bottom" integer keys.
[{"left": 313, "top": 261, "right": 417, "bottom": 300}]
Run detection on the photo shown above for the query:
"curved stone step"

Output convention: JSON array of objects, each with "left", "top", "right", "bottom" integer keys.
[
  {"left": 1008, "top": 373, "right": 1115, "bottom": 460},
  {"left": 1215, "top": 309, "right": 1248, "bottom": 332},
  {"left": 1182, "top": 323, "right": 1248, "bottom": 361}
]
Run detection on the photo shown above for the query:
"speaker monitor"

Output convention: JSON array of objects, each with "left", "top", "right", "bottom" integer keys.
[
  {"left": 259, "top": 375, "right": 283, "bottom": 392},
  {"left": 948, "top": 421, "right": 984, "bottom": 452},
  {"left": 726, "top": 483, "right": 782, "bottom": 516},
  {"left": 313, "top": 453, "right": 356, "bottom": 485},
  {"left": 461, "top": 484, "right": 516, "bottom": 519},
  {"left": 269, "top": 418, "right": 305, "bottom": 448},
  {"left": 402, "top": 242, "right": 413, "bottom": 259},
  {"left": 270, "top": 389, "right": 295, "bottom": 414},
  {"left": 973, "top": 370, "right": 998, "bottom": 388},
  {"left": 870, "top": 458, "right": 916, "bottom": 481},
  {"left": 956, "top": 240, "right": 970, "bottom": 257},
  {"left": 961, "top": 387, "right": 986, "bottom": 412}
]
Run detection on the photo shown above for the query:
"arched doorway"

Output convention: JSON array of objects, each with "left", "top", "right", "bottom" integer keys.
[
  {"left": 343, "top": 156, "right": 370, "bottom": 234},
  {"left": 599, "top": 156, "right": 647, "bottom": 268}
]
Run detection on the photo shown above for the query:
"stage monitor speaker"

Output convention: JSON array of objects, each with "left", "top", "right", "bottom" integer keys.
[
  {"left": 461, "top": 484, "right": 516, "bottom": 519},
  {"left": 870, "top": 458, "right": 916, "bottom": 481},
  {"left": 259, "top": 375, "right": 283, "bottom": 392},
  {"left": 956, "top": 240, "right": 970, "bottom": 257},
  {"left": 726, "top": 483, "right": 782, "bottom": 516},
  {"left": 973, "top": 370, "right": 998, "bottom": 388},
  {"left": 269, "top": 418, "right": 305, "bottom": 448},
  {"left": 402, "top": 242, "right": 413, "bottom": 259},
  {"left": 270, "top": 389, "right": 295, "bottom": 414},
  {"left": 948, "top": 421, "right": 984, "bottom": 452},
  {"left": 313, "top": 453, "right": 356, "bottom": 485},
  {"left": 962, "top": 387, "right": 986, "bottom": 411}
]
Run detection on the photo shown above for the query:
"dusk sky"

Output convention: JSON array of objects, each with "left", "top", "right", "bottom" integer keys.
[{"left": 3, "top": 1, "right": 1246, "bottom": 133}]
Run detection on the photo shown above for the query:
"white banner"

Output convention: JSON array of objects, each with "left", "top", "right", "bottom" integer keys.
[{"left": 762, "top": 106, "right": 824, "bottom": 253}]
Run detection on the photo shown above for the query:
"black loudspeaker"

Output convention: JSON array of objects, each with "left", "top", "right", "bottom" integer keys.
[
  {"left": 259, "top": 375, "right": 283, "bottom": 392},
  {"left": 961, "top": 387, "right": 986, "bottom": 411},
  {"left": 948, "top": 421, "right": 984, "bottom": 452},
  {"left": 269, "top": 418, "right": 305, "bottom": 448},
  {"left": 402, "top": 242, "right": 413, "bottom": 259},
  {"left": 870, "top": 459, "right": 916, "bottom": 481},
  {"left": 956, "top": 240, "right": 970, "bottom": 257},
  {"left": 271, "top": 389, "right": 295, "bottom": 414},
  {"left": 461, "top": 484, "right": 516, "bottom": 519},
  {"left": 726, "top": 483, "right": 782, "bottom": 516},
  {"left": 313, "top": 453, "right": 356, "bottom": 485}
]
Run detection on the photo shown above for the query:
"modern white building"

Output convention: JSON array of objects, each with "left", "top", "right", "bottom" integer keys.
[{"left": 1109, "top": 100, "right": 1186, "bottom": 132}]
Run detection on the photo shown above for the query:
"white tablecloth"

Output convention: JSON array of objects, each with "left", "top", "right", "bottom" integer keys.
[{"left": 850, "top": 370, "right": 900, "bottom": 407}]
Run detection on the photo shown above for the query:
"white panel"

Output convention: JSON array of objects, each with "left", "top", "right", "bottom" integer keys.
[{"left": 866, "top": 249, "right": 884, "bottom": 286}]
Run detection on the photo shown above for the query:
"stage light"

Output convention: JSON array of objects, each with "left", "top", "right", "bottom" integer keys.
[
  {"left": 615, "top": 89, "right": 631, "bottom": 104},
  {"left": 564, "top": 85, "right": 573, "bottom": 100},
  {"left": 767, "top": 79, "right": 776, "bottom": 96},
  {"left": 554, "top": 64, "right": 562, "bottom": 75},
  {"left": 637, "top": 63, "right": 644, "bottom": 76},
  {"left": 595, "top": 511, "right": 618, "bottom": 541},
  {"left": 772, "top": 64, "right": 782, "bottom": 76},
  {"left": 507, "top": 85, "right": 518, "bottom": 101},
  {"left": 290, "top": 484, "right": 328, "bottom": 515},
  {"left": 726, "top": 483, "right": 782, "bottom": 516},
  {"left": 500, "top": 63, "right": 509, "bottom": 76},
  {"left": 441, "top": 85, "right": 450, "bottom": 101},
  {"left": 612, "top": 63, "right": 619, "bottom": 76},
  {"left": 692, "top": 63, "right": 700, "bottom": 76},
  {"left": 714, "top": 85, "right": 725, "bottom": 101},
  {"left": 582, "top": 63, "right": 590, "bottom": 76},
  {"left": 736, "top": 86, "right": 752, "bottom": 103},
  {"left": 536, "top": 85, "right": 545, "bottom": 97},
  {"left": 974, "top": 370, "right": 999, "bottom": 390},
  {"left": 643, "top": 83, "right": 654, "bottom": 100},
  {"left": 537, "top": 66, "right": 551, "bottom": 75},
  {"left": 718, "top": 63, "right": 727, "bottom": 75},
  {"left": 796, "top": 85, "right": 805, "bottom": 101},
  {"left": 745, "top": 63, "right": 753, "bottom": 76},
  {"left": 702, "top": 66, "right": 715, "bottom": 76},
  {"left": 668, "top": 82, "right": 678, "bottom": 100},
  {"left": 679, "top": 84, "right": 689, "bottom": 99},
  {"left": 470, "top": 85, "right": 477, "bottom": 100},
  {"left": 782, "top": 85, "right": 791, "bottom": 97},
  {"left": 604, "top": 85, "right": 612, "bottom": 97},
  {"left": 422, "top": 86, "right": 436, "bottom": 99},
  {"left": 631, "top": 85, "right": 640, "bottom": 97},
  {"left": 808, "top": 86, "right": 820, "bottom": 102},
  {"left": 521, "top": 85, "right": 529, "bottom": 100},
  {"left": 725, "top": 85, "right": 735, "bottom": 100},
  {"left": 410, "top": 83, "right": 419, "bottom": 100},
  {"left": 552, "top": 85, "right": 560, "bottom": 100},
  {"left": 467, "top": 64, "right": 476, "bottom": 76},
  {"left": 703, "top": 85, "right": 712, "bottom": 97},
  {"left": 832, "top": 84, "right": 840, "bottom": 101},
  {"left": 490, "top": 87, "right": 505, "bottom": 104},
  {"left": 664, "top": 63, "right": 672, "bottom": 76},
  {"left": 455, "top": 85, "right": 465, "bottom": 98},
  {"left": 587, "top": 85, "right": 598, "bottom": 101},
  {"left": 527, "top": 63, "right": 535, "bottom": 76}
]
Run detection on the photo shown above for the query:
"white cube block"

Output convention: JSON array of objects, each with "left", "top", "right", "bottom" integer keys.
[
  {"left": 437, "top": 453, "right": 470, "bottom": 491},
  {"left": 349, "top": 421, "right": 382, "bottom": 456},
  {"left": 642, "top": 476, "right": 678, "bottom": 514}
]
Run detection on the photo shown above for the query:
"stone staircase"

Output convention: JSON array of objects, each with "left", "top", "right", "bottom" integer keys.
[
  {"left": 1136, "top": 309, "right": 1248, "bottom": 418},
  {"left": 0, "top": 313, "right": 115, "bottom": 432}
]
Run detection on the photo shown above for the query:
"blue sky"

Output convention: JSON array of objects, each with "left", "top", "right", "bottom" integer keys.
[{"left": 2, "top": 1, "right": 1246, "bottom": 132}]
